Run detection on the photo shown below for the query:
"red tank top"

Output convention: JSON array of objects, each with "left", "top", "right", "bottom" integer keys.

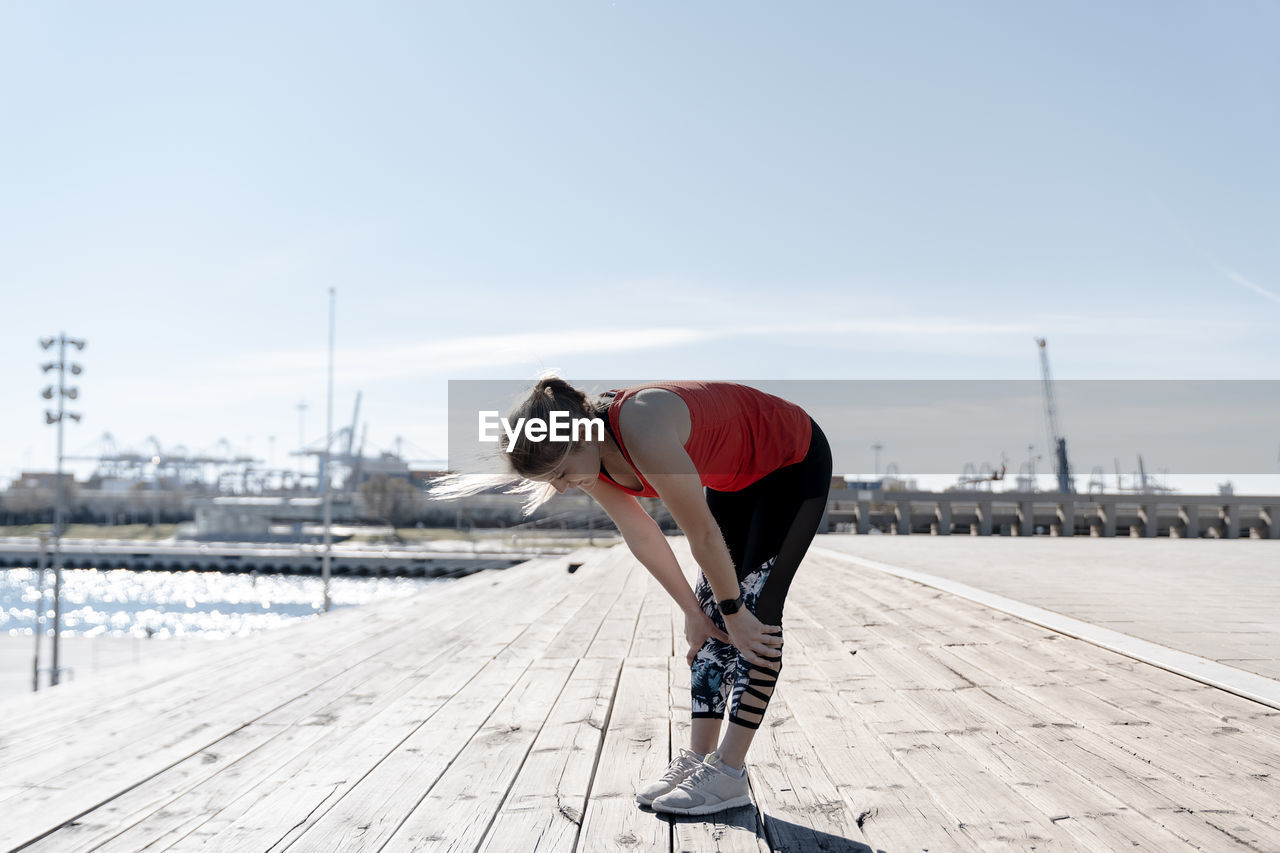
[{"left": 597, "top": 381, "right": 812, "bottom": 497}]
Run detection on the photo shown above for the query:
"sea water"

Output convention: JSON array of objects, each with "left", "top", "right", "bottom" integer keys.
[{"left": 0, "top": 567, "right": 444, "bottom": 640}]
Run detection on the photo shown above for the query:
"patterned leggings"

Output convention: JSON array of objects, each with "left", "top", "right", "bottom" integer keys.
[{"left": 689, "top": 417, "right": 832, "bottom": 730}]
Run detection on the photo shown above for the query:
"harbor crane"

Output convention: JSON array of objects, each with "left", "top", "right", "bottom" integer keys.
[{"left": 1035, "top": 337, "right": 1075, "bottom": 493}]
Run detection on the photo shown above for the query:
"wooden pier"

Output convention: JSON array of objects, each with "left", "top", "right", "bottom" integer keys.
[
  {"left": 1, "top": 539, "right": 1278, "bottom": 851},
  {"left": 0, "top": 539, "right": 529, "bottom": 578}
]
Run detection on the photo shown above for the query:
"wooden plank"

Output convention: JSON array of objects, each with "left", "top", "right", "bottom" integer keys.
[
  {"left": 821, "top": 551, "right": 1280, "bottom": 736},
  {"left": 786, "top": 572, "right": 1076, "bottom": 850},
  {"left": 584, "top": 562, "right": 648, "bottom": 659},
  {"left": 271, "top": 654, "right": 535, "bottom": 852},
  {"left": 215, "top": 553, "right": 625, "bottom": 852},
  {"left": 493, "top": 589, "right": 596, "bottom": 660},
  {"left": 1024, "top": 633, "right": 1280, "bottom": 732},
  {"left": 19, "top": 540, "right": 1277, "bottom": 853},
  {"left": 739, "top": 683, "right": 869, "bottom": 851},
  {"left": 799, "top": 652, "right": 1070, "bottom": 850},
  {"left": 5, "top": 557, "right": 587, "bottom": 851},
  {"left": 808, "top": 560, "right": 1280, "bottom": 850},
  {"left": 160, "top": 561, "right": 619, "bottom": 851},
  {"left": 162, "top": 653, "right": 531, "bottom": 851},
  {"left": 939, "top": 640, "right": 1280, "bottom": 849},
  {"left": 967, "top": 678, "right": 1280, "bottom": 851},
  {"left": 0, "top": 616, "right": 437, "bottom": 848},
  {"left": 0, "top": 598, "right": 404, "bottom": 769},
  {"left": 0, "top": 564, "right": 501, "bottom": 736},
  {"left": 18, "top": 571, "right": 569, "bottom": 853},
  {"left": 817, "top": 555, "right": 1280, "bottom": 794},
  {"left": 21, "top": 652, "right": 441, "bottom": 853},
  {"left": 899, "top": 680, "right": 1223, "bottom": 851},
  {"left": 382, "top": 658, "right": 578, "bottom": 851},
  {"left": 792, "top": 627, "right": 1201, "bottom": 852},
  {"left": 0, "top": 563, "right": 553, "bottom": 774},
  {"left": 0, "top": 553, "right": 566, "bottom": 740},
  {"left": 577, "top": 656, "right": 671, "bottom": 852},
  {"left": 478, "top": 657, "right": 621, "bottom": 853},
  {"left": 1012, "top": 670, "right": 1280, "bottom": 800},
  {"left": 882, "top": 592, "right": 1280, "bottom": 824},
  {"left": 778, "top": 653, "right": 983, "bottom": 852},
  {"left": 542, "top": 592, "right": 625, "bottom": 660},
  {"left": 629, "top": 580, "right": 675, "bottom": 659}
]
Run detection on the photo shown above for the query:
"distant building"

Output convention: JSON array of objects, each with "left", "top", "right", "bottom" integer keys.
[
  {"left": 14, "top": 472, "right": 76, "bottom": 490},
  {"left": 192, "top": 496, "right": 356, "bottom": 542},
  {"left": 349, "top": 453, "right": 411, "bottom": 486}
]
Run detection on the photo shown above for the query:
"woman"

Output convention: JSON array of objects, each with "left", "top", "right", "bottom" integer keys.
[{"left": 503, "top": 376, "right": 832, "bottom": 816}]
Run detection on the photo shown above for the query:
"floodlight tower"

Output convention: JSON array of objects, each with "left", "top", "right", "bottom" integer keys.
[{"left": 39, "top": 333, "right": 86, "bottom": 687}]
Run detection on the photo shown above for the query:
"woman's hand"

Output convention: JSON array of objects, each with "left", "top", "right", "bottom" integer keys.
[
  {"left": 724, "top": 609, "right": 783, "bottom": 668},
  {"left": 684, "top": 611, "right": 733, "bottom": 666}
]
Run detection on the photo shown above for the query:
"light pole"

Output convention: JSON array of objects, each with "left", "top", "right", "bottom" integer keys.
[
  {"left": 872, "top": 442, "right": 883, "bottom": 480},
  {"left": 40, "top": 333, "right": 85, "bottom": 687},
  {"left": 31, "top": 532, "right": 48, "bottom": 692},
  {"left": 296, "top": 401, "right": 308, "bottom": 487},
  {"left": 322, "top": 288, "right": 335, "bottom": 613}
]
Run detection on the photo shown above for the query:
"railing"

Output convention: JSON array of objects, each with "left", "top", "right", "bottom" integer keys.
[{"left": 823, "top": 489, "right": 1280, "bottom": 539}]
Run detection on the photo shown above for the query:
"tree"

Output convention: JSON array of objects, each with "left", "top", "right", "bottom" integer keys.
[{"left": 357, "top": 475, "right": 421, "bottom": 526}]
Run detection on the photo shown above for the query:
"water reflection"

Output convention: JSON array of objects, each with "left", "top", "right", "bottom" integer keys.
[{"left": 1, "top": 567, "right": 441, "bottom": 640}]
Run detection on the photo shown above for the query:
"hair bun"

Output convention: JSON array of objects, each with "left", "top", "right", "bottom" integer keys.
[{"left": 535, "top": 374, "right": 584, "bottom": 403}]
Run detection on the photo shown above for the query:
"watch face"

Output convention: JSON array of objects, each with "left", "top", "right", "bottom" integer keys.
[{"left": 719, "top": 596, "right": 742, "bottom": 614}]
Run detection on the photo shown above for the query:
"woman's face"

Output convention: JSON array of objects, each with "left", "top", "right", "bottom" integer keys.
[{"left": 537, "top": 442, "right": 600, "bottom": 493}]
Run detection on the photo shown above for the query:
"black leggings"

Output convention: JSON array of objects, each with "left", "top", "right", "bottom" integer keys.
[{"left": 689, "top": 417, "right": 833, "bottom": 730}]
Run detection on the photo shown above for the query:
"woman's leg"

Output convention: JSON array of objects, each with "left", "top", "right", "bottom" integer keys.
[
  {"left": 716, "top": 420, "right": 833, "bottom": 768},
  {"left": 690, "top": 718, "right": 721, "bottom": 756},
  {"left": 688, "top": 486, "right": 754, "bottom": 747},
  {"left": 717, "top": 492, "right": 828, "bottom": 768}
]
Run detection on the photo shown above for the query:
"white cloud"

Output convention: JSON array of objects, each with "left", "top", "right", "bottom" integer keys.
[
  {"left": 194, "top": 312, "right": 1224, "bottom": 393},
  {"left": 1224, "top": 269, "right": 1280, "bottom": 306},
  {"left": 200, "top": 317, "right": 1039, "bottom": 386}
]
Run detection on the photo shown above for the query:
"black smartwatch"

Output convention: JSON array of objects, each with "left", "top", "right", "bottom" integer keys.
[{"left": 718, "top": 594, "right": 744, "bottom": 616}]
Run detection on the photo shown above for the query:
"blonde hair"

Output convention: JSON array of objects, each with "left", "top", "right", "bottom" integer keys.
[{"left": 426, "top": 373, "right": 609, "bottom": 515}]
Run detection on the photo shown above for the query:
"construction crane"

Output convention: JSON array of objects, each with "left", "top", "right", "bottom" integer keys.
[
  {"left": 1035, "top": 337, "right": 1075, "bottom": 493},
  {"left": 344, "top": 392, "right": 362, "bottom": 457}
]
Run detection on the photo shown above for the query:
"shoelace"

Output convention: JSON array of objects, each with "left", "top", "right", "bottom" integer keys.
[
  {"left": 661, "top": 752, "right": 702, "bottom": 783},
  {"left": 678, "top": 762, "right": 718, "bottom": 789}
]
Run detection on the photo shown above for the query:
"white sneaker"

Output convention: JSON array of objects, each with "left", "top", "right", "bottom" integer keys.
[
  {"left": 650, "top": 752, "right": 752, "bottom": 815},
  {"left": 636, "top": 748, "right": 705, "bottom": 806}
]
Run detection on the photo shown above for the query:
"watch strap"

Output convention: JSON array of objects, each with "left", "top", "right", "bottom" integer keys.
[{"left": 718, "top": 594, "right": 744, "bottom": 615}]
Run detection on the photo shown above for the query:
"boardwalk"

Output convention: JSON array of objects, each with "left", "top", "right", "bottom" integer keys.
[
  {"left": 2, "top": 539, "right": 1278, "bottom": 851},
  {"left": 817, "top": 536, "right": 1280, "bottom": 681}
]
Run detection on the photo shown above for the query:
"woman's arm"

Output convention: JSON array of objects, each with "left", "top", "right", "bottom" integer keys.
[
  {"left": 587, "top": 480, "right": 732, "bottom": 661},
  {"left": 585, "top": 480, "right": 702, "bottom": 618}
]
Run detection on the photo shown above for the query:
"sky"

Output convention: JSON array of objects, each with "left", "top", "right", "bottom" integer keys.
[{"left": 2, "top": 1, "right": 1278, "bottom": 491}]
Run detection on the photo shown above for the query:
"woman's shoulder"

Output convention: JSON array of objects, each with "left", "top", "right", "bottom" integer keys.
[
  {"left": 617, "top": 386, "right": 687, "bottom": 423},
  {"left": 614, "top": 386, "right": 692, "bottom": 446}
]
